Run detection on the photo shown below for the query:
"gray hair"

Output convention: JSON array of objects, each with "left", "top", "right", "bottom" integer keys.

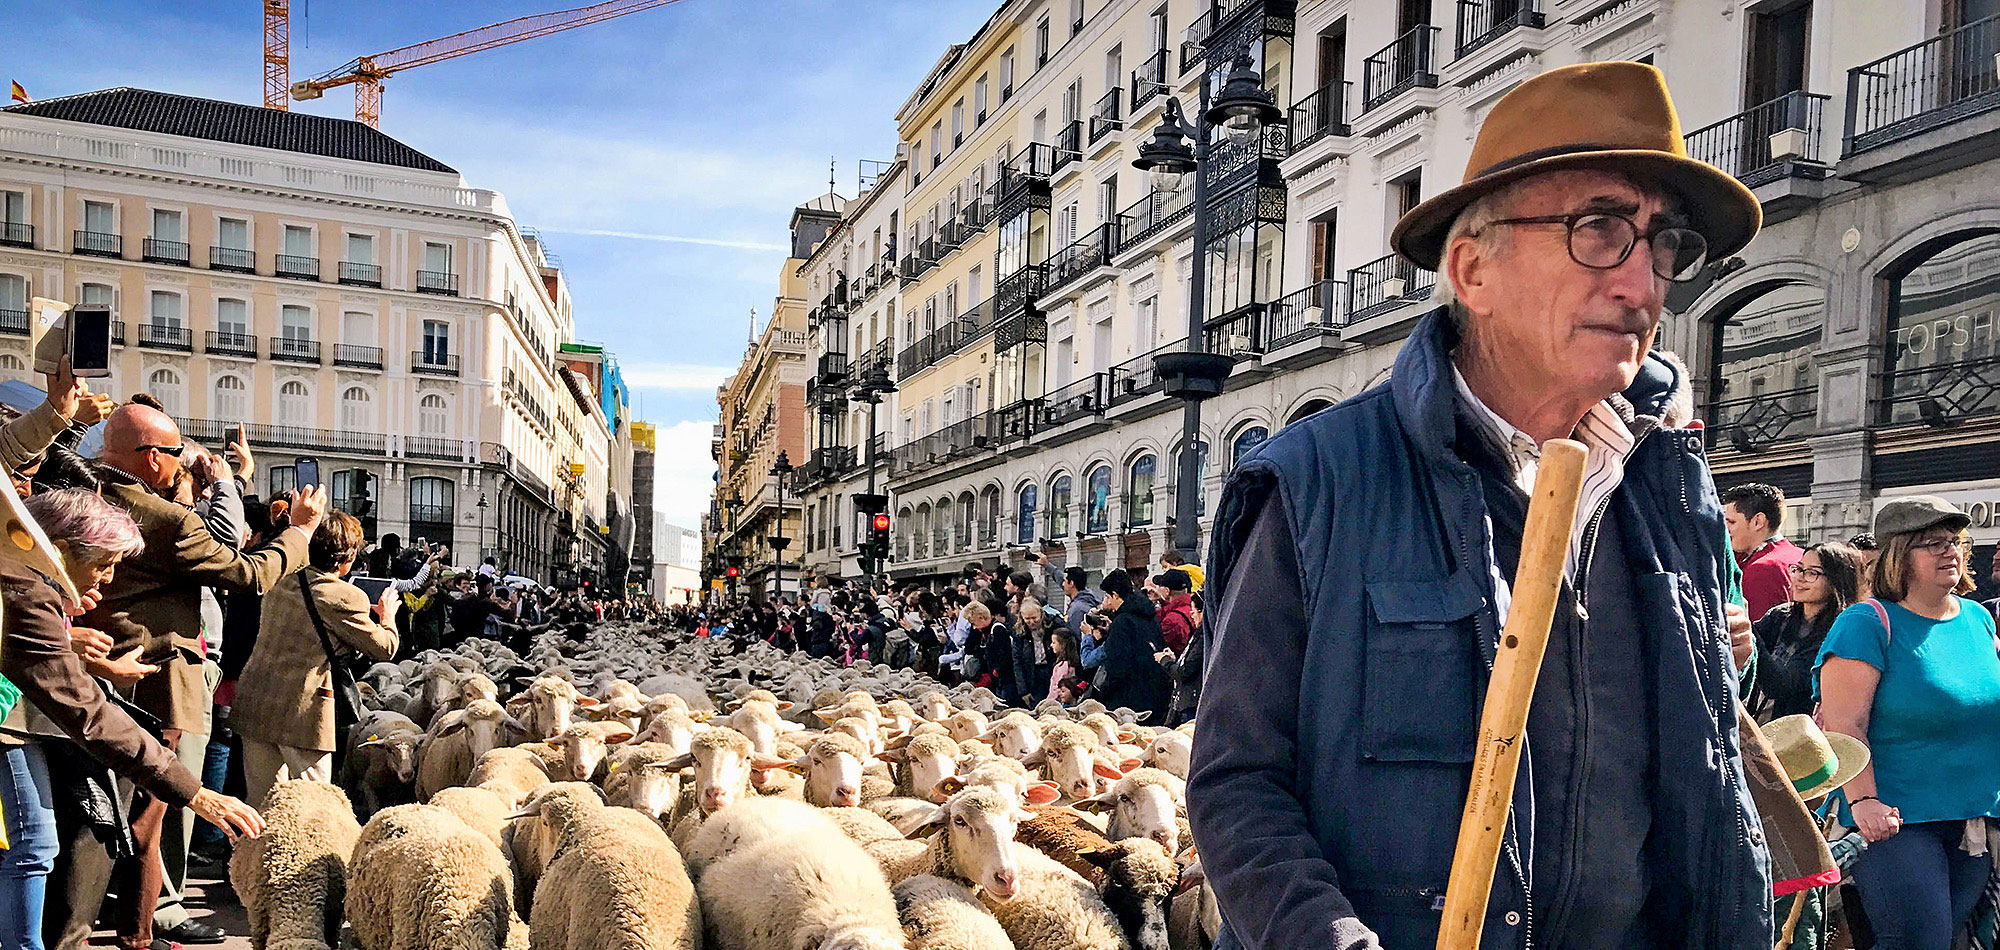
[
  {"left": 24, "top": 488, "right": 144, "bottom": 565},
  {"left": 1429, "top": 184, "right": 1522, "bottom": 329}
]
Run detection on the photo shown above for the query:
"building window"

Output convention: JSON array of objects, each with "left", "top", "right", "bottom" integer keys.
[
  {"left": 1178, "top": 440, "right": 1209, "bottom": 516},
  {"left": 1050, "top": 474, "right": 1072, "bottom": 537},
  {"left": 346, "top": 232, "right": 375, "bottom": 265},
  {"left": 216, "top": 298, "right": 248, "bottom": 337},
  {"left": 79, "top": 282, "right": 112, "bottom": 309},
  {"left": 419, "top": 393, "right": 449, "bottom": 436},
  {"left": 151, "top": 209, "right": 182, "bottom": 243},
  {"left": 423, "top": 241, "right": 453, "bottom": 275},
  {"left": 1, "top": 190, "right": 24, "bottom": 227},
  {"left": 147, "top": 368, "right": 184, "bottom": 416},
  {"left": 213, "top": 375, "right": 248, "bottom": 421},
  {"left": 1709, "top": 283, "right": 1824, "bottom": 444},
  {"left": 0, "top": 274, "right": 25, "bottom": 315},
  {"left": 1086, "top": 464, "right": 1112, "bottom": 533},
  {"left": 280, "top": 305, "right": 312, "bottom": 342},
  {"left": 342, "top": 311, "right": 374, "bottom": 346},
  {"left": 1127, "top": 454, "right": 1157, "bottom": 526},
  {"left": 283, "top": 224, "right": 314, "bottom": 258},
  {"left": 975, "top": 76, "right": 989, "bottom": 122},
  {"left": 1017, "top": 483, "right": 1038, "bottom": 544},
  {"left": 1135, "top": 293, "right": 1158, "bottom": 351},
  {"left": 1070, "top": 0, "right": 1085, "bottom": 33},
  {"left": 0, "top": 354, "right": 22, "bottom": 373},
  {"left": 952, "top": 99, "right": 965, "bottom": 146},
  {"left": 1204, "top": 220, "right": 1285, "bottom": 319},
  {"left": 422, "top": 320, "right": 451, "bottom": 361},
  {"left": 149, "top": 291, "right": 183, "bottom": 329},
  {"left": 1879, "top": 232, "right": 2000, "bottom": 426},
  {"left": 1231, "top": 425, "right": 1270, "bottom": 466},
  {"left": 409, "top": 476, "right": 455, "bottom": 543},
  {"left": 341, "top": 387, "right": 374, "bottom": 430},
  {"left": 1036, "top": 18, "right": 1052, "bottom": 68},
  {"left": 278, "top": 380, "right": 310, "bottom": 425},
  {"left": 931, "top": 122, "right": 945, "bottom": 167},
  {"left": 269, "top": 465, "right": 296, "bottom": 497},
  {"left": 217, "top": 216, "right": 249, "bottom": 250},
  {"left": 81, "top": 200, "right": 113, "bottom": 236}
]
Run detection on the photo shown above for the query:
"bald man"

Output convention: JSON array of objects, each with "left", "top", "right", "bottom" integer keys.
[{"left": 44, "top": 404, "right": 327, "bottom": 950}]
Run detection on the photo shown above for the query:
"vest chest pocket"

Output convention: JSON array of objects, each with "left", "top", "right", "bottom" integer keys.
[{"left": 1360, "top": 572, "right": 1487, "bottom": 763}]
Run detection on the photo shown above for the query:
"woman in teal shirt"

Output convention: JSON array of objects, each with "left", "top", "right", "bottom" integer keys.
[{"left": 1818, "top": 496, "right": 2000, "bottom": 950}]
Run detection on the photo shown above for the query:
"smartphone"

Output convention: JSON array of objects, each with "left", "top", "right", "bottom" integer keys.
[
  {"left": 67, "top": 305, "right": 113, "bottom": 378},
  {"left": 352, "top": 576, "right": 393, "bottom": 602},
  {"left": 294, "top": 456, "right": 321, "bottom": 490}
]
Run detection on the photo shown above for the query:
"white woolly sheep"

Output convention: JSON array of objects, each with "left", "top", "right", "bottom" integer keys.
[
  {"left": 345, "top": 804, "right": 530, "bottom": 950},
  {"left": 942, "top": 709, "right": 989, "bottom": 742},
  {"left": 418, "top": 700, "right": 528, "bottom": 800},
  {"left": 1026, "top": 723, "right": 1123, "bottom": 802},
  {"left": 699, "top": 820, "right": 906, "bottom": 950},
  {"left": 341, "top": 725, "right": 422, "bottom": 819},
  {"left": 1078, "top": 768, "right": 1186, "bottom": 857},
  {"left": 229, "top": 780, "right": 362, "bottom": 950},
  {"left": 983, "top": 711, "right": 1046, "bottom": 762},
  {"left": 429, "top": 785, "right": 514, "bottom": 849},
  {"left": 601, "top": 742, "right": 686, "bottom": 823},
  {"left": 525, "top": 788, "right": 702, "bottom": 950},
  {"left": 869, "top": 788, "right": 1035, "bottom": 903},
  {"left": 1140, "top": 730, "right": 1192, "bottom": 780},
  {"left": 717, "top": 698, "right": 790, "bottom": 755},
  {"left": 463, "top": 747, "right": 552, "bottom": 810},
  {"left": 983, "top": 848, "right": 1128, "bottom": 950},
  {"left": 681, "top": 795, "right": 830, "bottom": 879},
  {"left": 895, "top": 874, "right": 1018, "bottom": 950},
  {"left": 554, "top": 720, "right": 635, "bottom": 783},
  {"left": 501, "top": 782, "right": 606, "bottom": 919},
  {"left": 632, "top": 706, "right": 702, "bottom": 756}
]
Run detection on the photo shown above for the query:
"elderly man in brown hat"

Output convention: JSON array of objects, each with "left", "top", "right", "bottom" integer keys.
[{"left": 1188, "top": 62, "right": 1779, "bottom": 950}]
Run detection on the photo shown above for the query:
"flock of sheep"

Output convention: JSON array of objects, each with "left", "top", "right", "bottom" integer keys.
[{"left": 227, "top": 621, "right": 1220, "bottom": 950}]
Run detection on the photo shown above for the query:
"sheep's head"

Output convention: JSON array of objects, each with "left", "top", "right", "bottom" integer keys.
[
  {"left": 558, "top": 722, "right": 633, "bottom": 782},
  {"left": 358, "top": 730, "right": 420, "bottom": 784},
  {"left": 527, "top": 676, "right": 597, "bottom": 740},
  {"left": 1078, "top": 768, "right": 1184, "bottom": 856},
  {"left": 828, "top": 716, "right": 877, "bottom": 754},
  {"left": 1086, "top": 838, "right": 1178, "bottom": 950},
  {"left": 508, "top": 781, "right": 607, "bottom": 853},
  {"left": 440, "top": 700, "right": 527, "bottom": 760},
  {"left": 634, "top": 709, "right": 700, "bottom": 758},
  {"left": 783, "top": 733, "right": 869, "bottom": 808},
  {"left": 722, "top": 700, "right": 783, "bottom": 756},
  {"left": 983, "top": 712, "right": 1044, "bottom": 762},
  {"left": 942, "top": 710, "right": 988, "bottom": 743},
  {"left": 1079, "top": 712, "right": 1129, "bottom": 747},
  {"left": 662, "top": 727, "right": 765, "bottom": 814},
  {"left": 1143, "top": 731, "right": 1193, "bottom": 779},
  {"left": 934, "top": 755, "right": 1059, "bottom": 807},
  {"left": 911, "top": 787, "right": 1033, "bottom": 901},
  {"left": 1029, "top": 723, "right": 1120, "bottom": 802},
  {"left": 880, "top": 732, "right": 959, "bottom": 799},
  {"left": 611, "top": 746, "right": 684, "bottom": 822}
]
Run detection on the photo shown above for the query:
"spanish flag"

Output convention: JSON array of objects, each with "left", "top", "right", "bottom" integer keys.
[{"left": 9, "top": 82, "right": 26, "bottom": 104}]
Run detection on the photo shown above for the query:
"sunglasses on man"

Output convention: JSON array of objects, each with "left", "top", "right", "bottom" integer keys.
[{"left": 137, "top": 444, "right": 186, "bottom": 458}]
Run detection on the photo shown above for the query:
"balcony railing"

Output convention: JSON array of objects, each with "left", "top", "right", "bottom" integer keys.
[
  {"left": 0, "top": 309, "right": 28, "bottom": 336},
  {"left": 138, "top": 323, "right": 192, "bottom": 351},
  {"left": 333, "top": 344, "right": 384, "bottom": 369},
  {"left": 1685, "top": 91, "right": 1832, "bottom": 187},
  {"left": 271, "top": 337, "right": 321, "bottom": 363},
  {"left": 1878, "top": 354, "right": 2000, "bottom": 427},
  {"left": 210, "top": 246, "right": 255, "bottom": 272},
  {"left": 1347, "top": 253, "right": 1435, "bottom": 316},
  {"left": 1044, "top": 223, "right": 1120, "bottom": 295},
  {"left": 275, "top": 254, "right": 319, "bottom": 280},
  {"left": 1109, "top": 337, "right": 1188, "bottom": 406},
  {"left": 818, "top": 352, "right": 850, "bottom": 382},
  {"left": 416, "top": 270, "right": 460, "bottom": 295},
  {"left": 1844, "top": 13, "right": 2000, "bottom": 155},
  {"left": 896, "top": 296, "right": 994, "bottom": 380},
  {"left": 1709, "top": 386, "right": 1817, "bottom": 449},
  {"left": 204, "top": 330, "right": 258, "bottom": 357},
  {"left": 1206, "top": 302, "right": 1268, "bottom": 358},
  {"left": 338, "top": 261, "right": 382, "bottom": 286},
  {"left": 1289, "top": 80, "right": 1353, "bottom": 149},
  {"left": 1455, "top": 0, "right": 1545, "bottom": 59},
  {"left": 1363, "top": 25, "right": 1441, "bottom": 113},
  {"left": 1090, "top": 89, "right": 1124, "bottom": 143},
  {"left": 404, "top": 437, "right": 464, "bottom": 461},
  {"left": 1266, "top": 280, "right": 1352, "bottom": 346},
  {"left": 142, "top": 238, "right": 190, "bottom": 265},
  {"left": 1054, "top": 120, "right": 1084, "bottom": 170},
  {"left": 179, "top": 418, "right": 388, "bottom": 456},
  {"left": 110, "top": 320, "right": 124, "bottom": 345},
  {"left": 995, "top": 398, "right": 1041, "bottom": 442},
  {"left": 995, "top": 264, "right": 1047, "bottom": 320},
  {"left": 999, "top": 142, "right": 1056, "bottom": 196},
  {"left": 0, "top": 221, "right": 33, "bottom": 248},
  {"left": 73, "top": 230, "right": 121, "bottom": 257},
  {"left": 1116, "top": 184, "right": 1195, "bottom": 249},
  {"left": 1132, "top": 49, "right": 1170, "bottom": 110},
  {"left": 412, "top": 351, "right": 461, "bottom": 376},
  {"left": 1042, "top": 373, "right": 1108, "bottom": 428}
]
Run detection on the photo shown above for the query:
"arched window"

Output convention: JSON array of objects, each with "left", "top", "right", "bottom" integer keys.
[
  {"left": 981, "top": 486, "right": 1001, "bottom": 547},
  {"left": 1176, "top": 440, "right": 1210, "bottom": 517},
  {"left": 1231, "top": 425, "right": 1269, "bottom": 466},
  {"left": 914, "top": 504, "right": 932, "bottom": 558},
  {"left": 1287, "top": 399, "right": 1332, "bottom": 426},
  {"left": 1049, "top": 474, "right": 1072, "bottom": 537},
  {"left": 1086, "top": 464, "right": 1112, "bottom": 534},
  {"left": 148, "top": 368, "right": 184, "bottom": 416},
  {"left": 1880, "top": 232, "right": 2000, "bottom": 426},
  {"left": 213, "top": 375, "right": 248, "bottom": 421},
  {"left": 1016, "top": 483, "right": 1038, "bottom": 544},
  {"left": 898, "top": 507, "right": 914, "bottom": 559},
  {"left": 278, "top": 380, "right": 310, "bottom": 425},
  {"left": 0, "top": 354, "right": 23, "bottom": 373},
  {"left": 419, "top": 393, "right": 449, "bottom": 436},
  {"left": 408, "top": 476, "right": 455, "bottom": 543},
  {"left": 1127, "top": 454, "right": 1157, "bottom": 527},
  {"left": 340, "top": 386, "right": 373, "bottom": 430},
  {"left": 956, "top": 492, "right": 975, "bottom": 550},
  {"left": 1709, "top": 282, "right": 1825, "bottom": 446}
]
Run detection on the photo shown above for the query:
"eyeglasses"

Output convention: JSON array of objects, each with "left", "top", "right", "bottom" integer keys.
[
  {"left": 1787, "top": 564, "right": 1825, "bottom": 579},
  {"left": 1911, "top": 537, "right": 1973, "bottom": 557},
  {"left": 138, "top": 444, "right": 186, "bottom": 458},
  {"left": 1478, "top": 211, "right": 1709, "bottom": 282}
]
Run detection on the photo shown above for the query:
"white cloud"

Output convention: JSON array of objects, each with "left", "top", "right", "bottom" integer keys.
[
  {"left": 623, "top": 362, "right": 736, "bottom": 391},
  {"left": 650, "top": 420, "right": 719, "bottom": 530}
]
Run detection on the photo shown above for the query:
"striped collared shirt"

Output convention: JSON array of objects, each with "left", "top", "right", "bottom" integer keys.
[{"left": 1452, "top": 365, "right": 1637, "bottom": 579}]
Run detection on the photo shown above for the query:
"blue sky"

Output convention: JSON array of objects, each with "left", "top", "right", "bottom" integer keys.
[{"left": 3, "top": 0, "right": 996, "bottom": 529}]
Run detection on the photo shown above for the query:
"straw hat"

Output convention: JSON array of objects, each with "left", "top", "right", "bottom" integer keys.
[
  {"left": 1390, "top": 61, "right": 1760, "bottom": 272},
  {"left": 1762, "top": 714, "right": 1870, "bottom": 801}
]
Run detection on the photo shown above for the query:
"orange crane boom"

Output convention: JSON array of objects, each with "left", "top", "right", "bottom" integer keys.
[
  {"left": 263, "top": 0, "right": 290, "bottom": 110},
  {"left": 289, "top": 0, "right": 686, "bottom": 128}
]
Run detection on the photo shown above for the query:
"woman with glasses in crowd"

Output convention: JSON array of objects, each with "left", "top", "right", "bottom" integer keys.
[
  {"left": 1746, "top": 541, "right": 1862, "bottom": 722},
  {"left": 1818, "top": 497, "right": 2000, "bottom": 950}
]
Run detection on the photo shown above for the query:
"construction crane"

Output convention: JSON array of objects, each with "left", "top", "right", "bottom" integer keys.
[
  {"left": 285, "top": 0, "right": 685, "bottom": 128},
  {"left": 263, "top": 0, "right": 290, "bottom": 110}
]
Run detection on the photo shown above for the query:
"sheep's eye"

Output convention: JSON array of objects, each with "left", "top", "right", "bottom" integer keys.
[{"left": 1120, "top": 794, "right": 1132, "bottom": 804}]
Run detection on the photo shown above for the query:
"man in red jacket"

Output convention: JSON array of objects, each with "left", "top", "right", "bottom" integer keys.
[
  {"left": 1722, "top": 482, "right": 1803, "bottom": 622},
  {"left": 1153, "top": 569, "right": 1197, "bottom": 654}
]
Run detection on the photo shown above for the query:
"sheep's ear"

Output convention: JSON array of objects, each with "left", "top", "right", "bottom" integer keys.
[
  {"left": 774, "top": 700, "right": 794, "bottom": 711},
  {"left": 970, "top": 733, "right": 997, "bottom": 744},
  {"left": 692, "top": 711, "right": 715, "bottom": 723},
  {"left": 1116, "top": 729, "right": 1136, "bottom": 743},
  {"left": 359, "top": 735, "right": 386, "bottom": 748},
  {"left": 812, "top": 707, "right": 842, "bottom": 723},
  {"left": 1021, "top": 748, "right": 1047, "bottom": 768},
  {"left": 661, "top": 753, "right": 696, "bottom": 772},
  {"left": 602, "top": 724, "right": 636, "bottom": 744},
  {"left": 779, "top": 721, "right": 805, "bottom": 733},
  {"left": 1011, "top": 809, "right": 1037, "bottom": 825},
  {"left": 1118, "top": 756, "right": 1144, "bottom": 774},
  {"left": 1024, "top": 781, "right": 1061, "bottom": 806},
  {"left": 514, "top": 675, "right": 538, "bottom": 685},
  {"left": 355, "top": 682, "right": 379, "bottom": 698},
  {"left": 725, "top": 698, "right": 745, "bottom": 710},
  {"left": 928, "top": 776, "right": 966, "bottom": 803},
  {"left": 876, "top": 749, "right": 907, "bottom": 764},
  {"left": 907, "top": 806, "right": 949, "bottom": 838},
  {"left": 1079, "top": 846, "right": 1121, "bottom": 870},
  {"left": 746, "top": 752, "right": 794, "bottom": 772},
  {"left": 1073, "top": 796, "right": 1112, "bottom": 815},
  {"left": 1094, "top": 760, "right": 1127, "bottom": 781},
  {"left": 1130, "top": 710, "right": 1153, "bottom": 723},
  {"left": 885, "top": 734, "right": 915, "bottom": 751}
]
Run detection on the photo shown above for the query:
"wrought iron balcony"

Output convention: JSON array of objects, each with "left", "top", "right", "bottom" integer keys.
[
  {"left": 204, "top": 330, "right": 258, "bottom": 357},
  {"left": 0, "top": 309, "right": 28, "bottom": 336},
  {"left": 416, "top": 270, "right": 460, "bottom": 295},
  {"left": 960, "top": 196, "right": 991, "bottom": 232},
  {"left": 1363, "top": 25, "right": 1441, "bottom": 113},
  {"left": 1709, "top": 386, "right": 1817, "bottom": 449},
  {"left": 1347, "top": 253, "right": 1435, "bottom": 317},
  {"left": 412, "top": 351, "right": 460, "bottom": 376},
  {"left": 142, "top": 238, "right": 190, "bottom": 265},
  {"left": 73, "top": 230, "right": 121, "bottom": 257},
  {"left": 178, "top": 417, "right": 387, "bottom": 456},
  {"left": 1117, "top": 184, "right": 1195, "bottom": 250},
  {"left": 210, "top": 246, "right": 255, "bottom": 272},
  {"left": 1265, "top": 279, "right": 1352, "bottom": 347},
  {"left": 1844, "top": 14, "right": 2000, "bottom": 156},
  {"left": 994, "top": 264, "right": 1047, "bottom": 321},
  {"left": 1042, "top": 373, "right": 1108, "bottom": 428},
  {"left": 818, "top": 351, "right": 851, "bottom": 383},
  {"left": 1686, "top": 91, "right": 1832, "bottom": 188},
  {"left": 1109, "top": 337, "right": 1187, "bottom": 406},
  {"left": 275, "top": 254, "right": 319, "bottom": 280},
  {"left": 111, "top": 321, "right": 124, "bottom": 345},
  {"left": 1054, "top": 121, "right": 1084, "bottom": 171},
  {"left": 1455, "top": 0, "right": 1545, "bottom": 60},
  {"left": 998, "top": 143, "right": 1056, "bottom": 198},
  {"left": 896, "top": 296, "right": 993, "bottom": 380},
  {"left": 1289, "top": 80, "right": 1353, "bottom": 150},
  {"left": 1044, "top": 223, "right": 1120, "bottom": 295},
  {"left": 404, "top": 437, "right": 464, "bottom": 461},
  {"left": 1090, "top": 89, "right": 1124, "bottom": 143},
  {"left": 1879, "top": 355, "right": 2000, "bottom": 427},
  {"left": 271, "top": 337, "right": 321, "bottom": 363},
  {"left": 338, "top": 261, "right": 382, "bottom": 286},
  {"left": 334, "top": 344, "right": 384, "bottom": 369},
  {"left": 0, "top": 221, "right": 32, "bottom": 248},
  {"left": 138, "top": 323, "right": 192, "bottom": 351},
  {"left": 1206, "top": 301, "right": 1268, "bottom": 359},
  {"left": 1132, "top": 49, "right": 1170, "bottom": 110}
]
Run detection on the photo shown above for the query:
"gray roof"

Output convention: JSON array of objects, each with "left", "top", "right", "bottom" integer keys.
[
  {"left": 3, "top": 87, "right": 456, "bottom": 174},
  {"left": 797, "top": 191, "right": 847, "bottom": 215}
]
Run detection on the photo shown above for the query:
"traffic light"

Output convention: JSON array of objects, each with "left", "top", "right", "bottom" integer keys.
[
  {"left": 869, "top": 513, "right": 892, "bottom": 561},
  {"left": 725, "top": 566, "right": 740, "bottom": 578},
  {"left": 349, "top": 470, "right": 375, "bottom": 518}
]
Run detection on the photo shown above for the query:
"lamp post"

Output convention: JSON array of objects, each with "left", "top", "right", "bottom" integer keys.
[
  {"left": 476, "top": 491, "right": 490, "bottom": 568},
  {"left": 1134, "top": 49, "right": 1283, "bottom": 563},
  {"left": 769, "top": 450, "right": 794, "bottom": 603}
]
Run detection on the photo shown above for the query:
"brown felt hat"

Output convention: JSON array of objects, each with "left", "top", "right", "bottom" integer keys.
[{"left": 1390, "top": 61, "right": 1761, "bottom": 272}]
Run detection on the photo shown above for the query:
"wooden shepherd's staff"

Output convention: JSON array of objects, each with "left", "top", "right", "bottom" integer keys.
[{"left": 1435, "top": 438, "right": 1588, "bottom": 950}]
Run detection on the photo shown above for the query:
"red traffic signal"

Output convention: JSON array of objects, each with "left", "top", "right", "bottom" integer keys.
[
  {"left": 871, "top": 513, "right": 891, "bottom": 532},
  {"left": 725, "top": 566, "right": 739, "bottom": 578}
]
